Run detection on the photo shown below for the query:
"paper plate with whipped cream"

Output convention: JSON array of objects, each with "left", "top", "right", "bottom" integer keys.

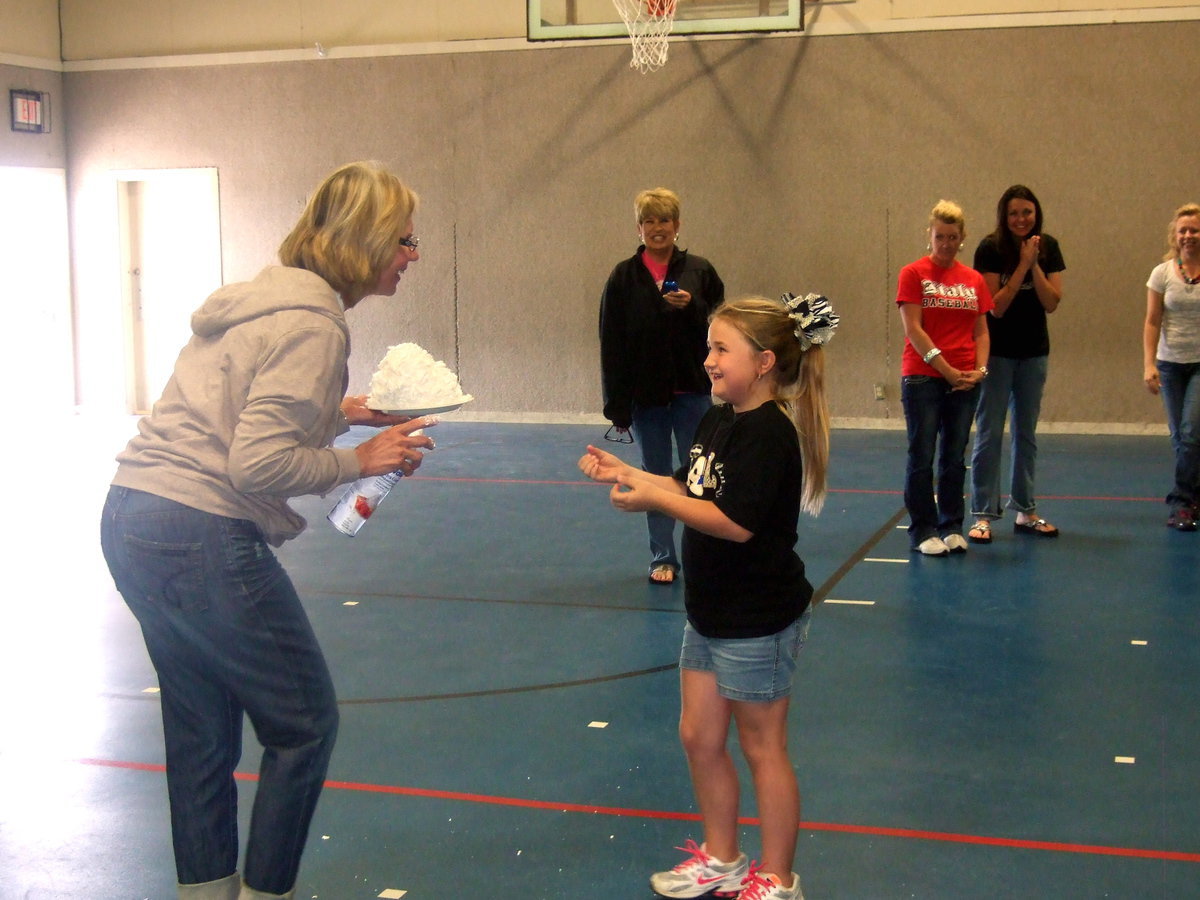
[
  {"left": 379, "top": 394, "right": 473, "bottom": 416},
  {"left": 365, "top": 343, "right": 473, "bottom": 417}
]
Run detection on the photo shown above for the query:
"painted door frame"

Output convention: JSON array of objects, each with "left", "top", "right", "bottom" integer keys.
[{"left": 114, "top": 167, "right": 222, "bottom": 414}]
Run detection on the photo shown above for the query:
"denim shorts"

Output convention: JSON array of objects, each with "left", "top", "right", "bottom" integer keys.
[{"left": 680, "top": 607, "right": 812, "bottom": 702}]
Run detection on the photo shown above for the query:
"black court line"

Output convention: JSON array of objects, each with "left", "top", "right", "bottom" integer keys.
[
  {"left": 308, "top": 502, "right": 910, "bottom": 703},
  {"left": 100, "top": 664, "right": 680, "bottom": 706},
  {"left": 96, "top": 497, "right": 1080, "bottom": 707},
  {"left": 101, "top": 519, "right": 899, "bottom": 710},
  {"left": 303, "top": 587, "right": 685, "bottom": 616},
  {"left": 100, "top": 592, "right": 685, "bottom": 707},
  {"left": 812, "top": 506, "right": 909, "bottom": 604},
  {"left": 336, "top": 663, "right": 680, "bottom": 705}
]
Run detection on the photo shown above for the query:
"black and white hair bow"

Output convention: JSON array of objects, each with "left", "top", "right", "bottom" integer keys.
[{"left": 781, "top": 292, "right": 840, "bottom": 352}]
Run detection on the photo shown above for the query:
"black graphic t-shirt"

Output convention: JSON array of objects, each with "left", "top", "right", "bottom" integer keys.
[
  {"left": 973, "top": 233, "right": 1065, "bottom": 358},
  {"left": 675, "top": 401, "right": 812, "bottom": 638}
]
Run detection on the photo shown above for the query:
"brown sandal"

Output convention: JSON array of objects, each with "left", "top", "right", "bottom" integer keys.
[
  {"left": 649, "top": 564, "right": 676, "bottom": 585},
  {"left": 967, "top": 521, "right": 992, "bottom": 544},
  {"left": 1014, "top": 518, "right": 1059, "bottom": 537}
]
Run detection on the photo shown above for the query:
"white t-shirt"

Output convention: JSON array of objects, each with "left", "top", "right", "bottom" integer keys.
[{"left": 1147, "top": 260, "right": 1200, "bottom": 363}]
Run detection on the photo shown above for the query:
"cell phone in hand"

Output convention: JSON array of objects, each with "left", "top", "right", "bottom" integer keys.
[{"left": 661, "top": 280, "right": 678, "bottom": 295}]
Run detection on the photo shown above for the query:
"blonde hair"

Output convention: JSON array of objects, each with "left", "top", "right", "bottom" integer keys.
[
  {"left": 635, "top": 187, "right": 681, "bottom": 223},
  {"left": 929, "top": 199, "right": 966, "bottom": 238},
  {"left": 711, "top": 297, "right": 831, "bottom": 516},
  {"left": 279, "top": 161, "right": 418, "bottom": 303},
  {"left": 1163, "top": 203, "right": 1200, "bottom": 261}
]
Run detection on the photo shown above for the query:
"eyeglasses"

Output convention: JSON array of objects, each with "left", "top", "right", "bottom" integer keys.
[
  {"left": 604, "top": 425, "right": 634, "bottom": 444},
  {"left": 399, "top": 235, "right": 420, "bottom": 251}
]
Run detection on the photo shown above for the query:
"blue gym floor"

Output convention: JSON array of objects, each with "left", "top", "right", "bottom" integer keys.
[{"left": 2, "top": 420, "right": 1197, "bottom": 899}]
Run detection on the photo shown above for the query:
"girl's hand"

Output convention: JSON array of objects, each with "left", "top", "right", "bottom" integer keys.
[
  {"left": 1144, "top": 366, "right": 1161, "bottom": 395},
  {"left": 609, "top": 473, "right": 656, "bottom": 513},
  {"left": 578, "top": 444, "right": 628, "bottom": 484}
]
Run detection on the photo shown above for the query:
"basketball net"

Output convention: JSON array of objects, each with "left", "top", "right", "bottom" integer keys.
[{"left": 612, "top": 0, "right": 678, "bottom": 73}]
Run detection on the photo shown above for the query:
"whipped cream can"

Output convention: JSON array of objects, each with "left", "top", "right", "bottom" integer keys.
[{"left": 327, "top": 470, "right": 403, "bottom": 536}]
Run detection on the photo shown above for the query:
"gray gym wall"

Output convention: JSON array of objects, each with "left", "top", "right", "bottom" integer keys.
[{"left": 2, "top": 5, "right": 1189, "bottom": 430}]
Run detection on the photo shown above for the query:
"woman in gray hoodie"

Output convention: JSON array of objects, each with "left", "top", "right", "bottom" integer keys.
[{"left": 100, "top": 161, "right": 433, "bottom": 900}]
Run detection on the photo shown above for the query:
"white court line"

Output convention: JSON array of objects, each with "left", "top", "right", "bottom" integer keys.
[
  {"left": 864, "top": 557, "right": 908, "bottom": 564},
  {"left": 1131, "top": 640, "right": 1148, "bottom": 646},
  {"left": 824, "top": 599, "right": 876, "bottom": 606},
  {"left": 1114, "top": 756, "right": 1136, "bottom": 765}
]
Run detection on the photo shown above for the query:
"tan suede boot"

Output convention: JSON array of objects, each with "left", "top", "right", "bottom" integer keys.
[
  {"left": 178, "top": 873, "right": 239, "bottom": 900},
  {"left": 237, "top": 882, "right": 295, "bottom": 900}
]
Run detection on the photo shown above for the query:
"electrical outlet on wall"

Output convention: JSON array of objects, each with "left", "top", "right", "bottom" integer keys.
[{"left": 873, "top": 383, "right": 886, "bottom": 401}]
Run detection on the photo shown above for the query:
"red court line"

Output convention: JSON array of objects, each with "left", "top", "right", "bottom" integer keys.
[
  {"left": 418, "top": 477, "right": 1160, "bottom": 503},
  {"left": 828, "top": 490, "right": 1159, "bottom": 503},
  {"left": 76, "top": 758, "right": 1200, "bottom": 864},
  {"left": 817, "top": 489, "right": 1161, "bottom": 504},
  {"left": 423, "top": 476, "right": 587, "bottom": 486}
]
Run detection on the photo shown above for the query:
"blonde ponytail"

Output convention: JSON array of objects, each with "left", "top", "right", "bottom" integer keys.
[
  {"left": 783, "top": 346, "right": 830, "bottom": 516},
  {"left": 711, "top": 296, "right": 836, "bottom": 517}
]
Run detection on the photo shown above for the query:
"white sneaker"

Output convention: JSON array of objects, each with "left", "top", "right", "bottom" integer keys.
[
  {"left": 737, "top": 864, "right": 804, "bottom": 900},
  {"left": 650, "top": 839, "right": 749, "bottom": 898},
  {"left": 942, "top": 533, "right": 968, "bottom": 553},
  {"left": 916, "top": 536, "right": 949, "bottom": 556}
]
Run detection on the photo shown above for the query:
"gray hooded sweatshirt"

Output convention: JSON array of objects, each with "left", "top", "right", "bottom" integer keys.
[{"left": 112, "top": 266, "right": 362, "bottom": 545}]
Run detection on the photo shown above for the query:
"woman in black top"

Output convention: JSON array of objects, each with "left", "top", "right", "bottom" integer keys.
[
  {"left": 968, "top": 185, "right": 1065, "bottom": 543},
  {"left": 599, "top": 187, "right": 724, "bottom": 583}
]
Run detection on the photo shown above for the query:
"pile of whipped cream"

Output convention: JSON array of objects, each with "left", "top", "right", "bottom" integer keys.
[{"left": 366, "top": 342, "right": 472, "bottom": 411}]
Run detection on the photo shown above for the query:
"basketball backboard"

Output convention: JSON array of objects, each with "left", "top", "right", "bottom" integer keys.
[{"left": 527, "top": 0, "right": 804, "bottom": 41}]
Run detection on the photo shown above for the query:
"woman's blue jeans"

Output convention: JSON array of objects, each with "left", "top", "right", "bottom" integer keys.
[
  {"left": 1157, "top": 360, "right": 1200, "bottom": 512},
  {"left": 100, "top": 486, "right": 338, "bottom": 894},
  {"left": 901, "top": 376, "right": 980, "bottom": 546},
  {"left": 630, "top": 393, "right": 711, "bottom": 573},
  {"left": 970, "top": 355, "right": 1048, "bottom": 519}
]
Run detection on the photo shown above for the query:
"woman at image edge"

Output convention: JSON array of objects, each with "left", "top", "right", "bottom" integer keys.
[
  {"left": 100, "top": 162, "right": 434, "bottom": 900},
  {"left": 1143, "top": 203, "right": 1200, "bottom": 531}
]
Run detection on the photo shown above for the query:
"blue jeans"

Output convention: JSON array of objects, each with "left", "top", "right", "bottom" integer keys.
[
  {"left": 631, "top": 393, "right": 711, "bottom": 572},
  {"left": 1157, "top": 360, "right": 1200, "bottom": 512},
  {"left": 901, "top": 376, "right": 980, "bottom": 546},
  {"left": 970, "top": 355, "right": 1048, "bottom": 518},
  {"left": 100, "top": 486, "right": 338, "bottom": 894}
]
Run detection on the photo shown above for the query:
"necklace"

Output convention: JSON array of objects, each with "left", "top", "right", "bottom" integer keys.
[{"left": 1177, "top": 257, "right": 1200, "bottom": 285}]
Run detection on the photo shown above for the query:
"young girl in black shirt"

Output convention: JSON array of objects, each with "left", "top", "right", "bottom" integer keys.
[{"left": 580, "top": 293, "right": 838, "bottom": 900}]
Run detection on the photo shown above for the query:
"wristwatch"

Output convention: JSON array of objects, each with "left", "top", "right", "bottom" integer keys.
[{"left": 978, "top": 366, "right": 989, "bottom": 378}]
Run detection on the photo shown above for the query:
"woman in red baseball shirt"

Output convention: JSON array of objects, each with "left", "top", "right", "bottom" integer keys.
[{"left": 896, "top": 200, "right": 993, "bottom": 556}]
